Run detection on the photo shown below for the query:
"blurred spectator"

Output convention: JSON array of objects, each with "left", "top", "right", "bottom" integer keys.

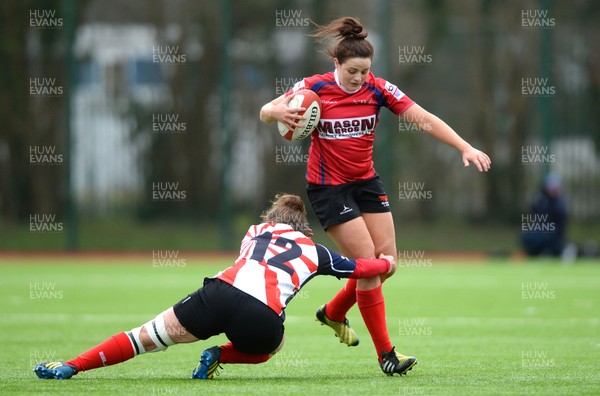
[{"left": 521, "top": 173, "right": 569, "bottom": 257}]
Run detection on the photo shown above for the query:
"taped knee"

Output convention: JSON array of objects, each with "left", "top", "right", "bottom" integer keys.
[
  {"left": 143, "top": 313, "right": 176, "bottom": 352},
  {"left": 126, "top": 313, "right": 175, "bottom": 355}
]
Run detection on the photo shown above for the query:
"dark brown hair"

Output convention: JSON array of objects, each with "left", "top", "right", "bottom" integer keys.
[
  {"left": 261, "top": 194, "right": 312, "bottom": 236},
  {"left": 311, "top": 17, "right": 374, "bottom": 63}
]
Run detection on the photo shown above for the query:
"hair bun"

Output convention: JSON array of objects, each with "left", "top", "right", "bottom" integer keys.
[
  {"left": 309, "top": 16, "right": 374, "bottom": 63},
  {"left": 340, "top": 17, "right": 367, "bottom": 40}
]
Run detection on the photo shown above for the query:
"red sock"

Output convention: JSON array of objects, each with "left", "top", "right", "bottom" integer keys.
[
  {"left": 325, "top": 278, "right": 357, "bottom": 322},
  {"left": 356, "top": 285, "right": 393, "bottom": 361},
  {"left": 218, "top": 342, "right": 270, "bottom": 364},
  {"left": 66, "top": 332, "right": 135, "bottom": 372}
]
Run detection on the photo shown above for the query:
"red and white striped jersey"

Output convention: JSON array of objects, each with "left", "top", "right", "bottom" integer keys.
[
  {"left": 215, "top": 222, "right": 390, "bottom": 317},
  {"left": 287, "top": 70, "right": 414, "bottom": 185}
]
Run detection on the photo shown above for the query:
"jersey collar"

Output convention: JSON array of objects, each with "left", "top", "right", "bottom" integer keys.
[{"left": 334, "top": 69, "right": 361, "bottom": 94}]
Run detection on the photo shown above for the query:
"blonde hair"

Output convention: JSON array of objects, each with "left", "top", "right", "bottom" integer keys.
[{"left": 261, "top": 194, "right": 312, "bottom": 235}]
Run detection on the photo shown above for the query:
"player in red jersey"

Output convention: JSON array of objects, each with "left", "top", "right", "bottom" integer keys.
[
  {"left": 260, "top": 17, "right": 491, "bottom": 372},
  {"left": 33, "top": 194, "right": 411, "bottom": 380}
]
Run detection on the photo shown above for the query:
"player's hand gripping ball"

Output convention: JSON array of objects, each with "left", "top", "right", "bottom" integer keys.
[{"left": 277, "top": 89, "right": 322, "bottom": 141}]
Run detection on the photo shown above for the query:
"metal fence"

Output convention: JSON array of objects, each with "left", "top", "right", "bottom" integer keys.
[{"left": 2, "top": 0, "right": 599, "bottom": 250}]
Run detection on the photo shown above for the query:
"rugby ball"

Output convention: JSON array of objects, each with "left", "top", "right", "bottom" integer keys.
[{"left": 277, "top": 89, "right": 322, "bottom": 141}]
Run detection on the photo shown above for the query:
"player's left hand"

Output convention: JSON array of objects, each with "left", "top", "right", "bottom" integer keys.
[
  {"left": 379, "top": 253, "right": 397, "bottom": 276},
  {"left": 461, "top": 146, "right": 491, "bottom": 172}
]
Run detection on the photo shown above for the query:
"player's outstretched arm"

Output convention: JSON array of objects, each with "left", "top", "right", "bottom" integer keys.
[
  {"left": 402, "top": 104, "right": 491, "bottom": 172},
  {"left": 315, "top": 245, "right": 394, "bottom": 279}
]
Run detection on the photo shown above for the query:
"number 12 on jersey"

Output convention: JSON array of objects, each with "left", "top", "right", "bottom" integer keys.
[{"left": 249, "top": 232, "right": 302, "bottom": 275}]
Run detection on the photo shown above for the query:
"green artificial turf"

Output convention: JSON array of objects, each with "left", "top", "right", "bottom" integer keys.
[{"left": 1, "top": 256, "right": 599, "bottom": 395}]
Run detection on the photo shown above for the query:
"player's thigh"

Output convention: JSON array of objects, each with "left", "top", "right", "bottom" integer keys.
[
  {"left": 362, "top": 212, "right": 398, "bottom": 281},
  {"left": 138, "top": 307, "right": 199, "bottom": 350},
  {"left": 162, "top": 307, "right": 199, "bottom": 343},
  {"left": 327, "top": 216, "right": 376, "bottom": 259},
  {"left": 327, "top": 217, "right": 383, "bottom": 290},
  {"left": 362, "top": 212, "right": 397, "bottom": 259}
]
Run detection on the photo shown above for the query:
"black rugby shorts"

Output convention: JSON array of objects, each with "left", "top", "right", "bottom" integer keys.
[
  {"left": 307, "top": 175, "right": 391, "bottom": 230},
  {"left": 173, "top": 278, "right": 284, "bottom": 355}
]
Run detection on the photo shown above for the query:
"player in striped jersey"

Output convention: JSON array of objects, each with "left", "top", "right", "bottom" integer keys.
[
  {"left": 33, "top": 194, "right": 412, "bottom": 380},
  {"left": 260, "top": 17, "right": 491, "bottom": 374}
]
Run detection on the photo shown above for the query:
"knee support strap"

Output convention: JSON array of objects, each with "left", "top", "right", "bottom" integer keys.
[
  {"left": 127, "top": 313, "right": 175, "bottom": 355},
  {"left": 144, "top": 312, "right": 175, "bottom": 352}
]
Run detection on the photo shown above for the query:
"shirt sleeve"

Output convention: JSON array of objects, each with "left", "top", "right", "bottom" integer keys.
[
  {"left": 281, "top": 77, "right": 311, "bottom": 98},
  {"left": 377, "top": 77, "right": 415, "bottom": 115},
  {"left": 315, "top": 244, "right": 390, "bottom": 278},
  {"left": 285, "top": 74, "right": 324, "bottom": 97}
]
